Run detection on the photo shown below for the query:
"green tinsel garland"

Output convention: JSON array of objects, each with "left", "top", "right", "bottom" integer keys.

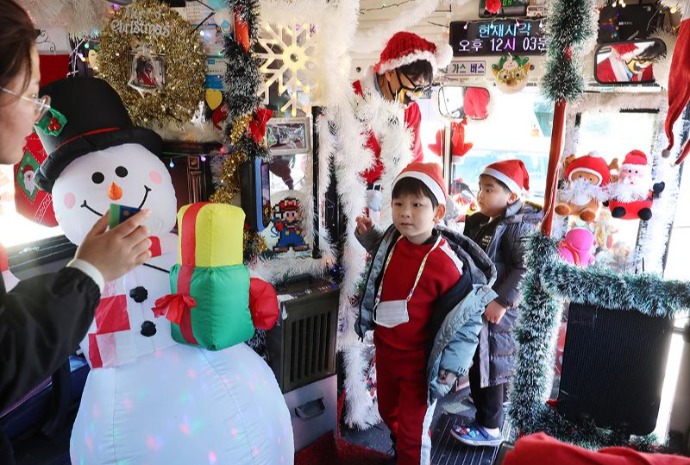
[
  {"left": 510, "top": 233, "right": 689, "bottom": 450},
  {"left": 542, "top": 0, "right": 594, "bottom": 101},
  {"left": 218, "top": 0, "right": 268, "bottom": 261}
]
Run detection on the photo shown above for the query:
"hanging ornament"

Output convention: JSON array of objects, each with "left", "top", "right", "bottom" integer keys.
[
  {"left": 97, "top": 0, "right": 206, "bottom": 125},
  {"left": 234, "top": 8, "right": 250, "bottom": 52},
  {"left": 247, "top": 107, "right": 273, "bottom": 144},
  {"left": 485, "top": 0, "right": 502, "bottom": 14},
  {"left": 256, "top": 22, "right": 316, "bottom": 117},
  {"left": 492, "top": 54, "right": 533, "bottom": 94},
  {"left": 12, "top": 133, "right": 58, "bottom": 227}
]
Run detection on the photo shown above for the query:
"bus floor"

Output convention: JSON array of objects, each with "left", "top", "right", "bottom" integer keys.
[{"left": 340, "top": 383, "right": 515, "bottom": 465}]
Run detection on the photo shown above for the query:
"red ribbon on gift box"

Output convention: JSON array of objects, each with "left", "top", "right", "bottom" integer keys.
[
  {"left": 152, "top": 202, "right": 210, "bottom": 344},
  {"left": 152, "top": 293, "right": 197, "bottom": 325}
]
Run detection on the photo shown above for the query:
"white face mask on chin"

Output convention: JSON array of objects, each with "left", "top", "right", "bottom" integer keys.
[{"left": 374, "top": 299, "right": 410, "bottom": 328}]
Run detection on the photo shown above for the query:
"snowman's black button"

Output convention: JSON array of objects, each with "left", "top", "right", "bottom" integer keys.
[
  {"left": 140, "top": 320, "right": 156, "bottom": 337},
  {"left": 129, "top": 286, "right": 148, "bottom": 303}
]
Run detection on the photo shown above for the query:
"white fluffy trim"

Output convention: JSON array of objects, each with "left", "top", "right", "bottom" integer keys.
[
  {"left": 377, "top": 51, "right": 437, "bottom": 74},
  {"left": 558, "top": 180, "right": 608, "bottom": 203}
]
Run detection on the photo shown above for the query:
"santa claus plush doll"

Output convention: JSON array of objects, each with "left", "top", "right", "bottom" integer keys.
[
  {"left": 555, "top": 153, "right": 615, "bottom": 222},
  {"left": 607, "top": 150, "right": 665, "bottom": 221}
]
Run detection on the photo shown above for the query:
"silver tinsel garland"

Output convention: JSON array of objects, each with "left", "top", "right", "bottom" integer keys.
[{"left": 509, "top": 232, "right": 690, "bottom": 449}]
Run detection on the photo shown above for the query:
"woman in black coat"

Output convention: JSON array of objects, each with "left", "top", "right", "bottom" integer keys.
[{"left": 0, "top": 1, "right": 153, "bottom": 461}]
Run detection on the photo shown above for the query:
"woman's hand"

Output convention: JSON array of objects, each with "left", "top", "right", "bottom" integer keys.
[{"left": 75, "top": 210, "right": 153, "bottom": 282}]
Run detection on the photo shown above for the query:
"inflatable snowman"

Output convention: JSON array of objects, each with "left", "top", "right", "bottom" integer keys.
[{"left": 35, "top": 78, "right": 293, "bottom": 465}]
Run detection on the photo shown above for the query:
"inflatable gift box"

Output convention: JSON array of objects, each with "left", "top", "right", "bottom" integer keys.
[{"left": 154, "top": 202, "right": 255, "bottom": 350}]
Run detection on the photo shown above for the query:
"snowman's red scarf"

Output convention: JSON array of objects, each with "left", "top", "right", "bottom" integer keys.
[{"left": 87, "top": 235, "right": 168, "bottom": 369}]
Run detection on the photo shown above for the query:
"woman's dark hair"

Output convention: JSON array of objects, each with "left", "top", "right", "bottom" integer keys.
[
  {"left": 0, "top": 0, "right": 36, "bottom": 93},
  {"left": 398, "top": 60, "right": 434, "bottom": 86},
  {"left": 392, "top": 177, "right": 439, "bottom": 209}
]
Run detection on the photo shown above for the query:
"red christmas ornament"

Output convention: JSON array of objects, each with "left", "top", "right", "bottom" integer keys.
[
  {"left": 247, "top": 107, "right": 273, "bottom": 144},
  {"left": 485, "top": 0, "right": 502, "bottom": 14},
  {"left": 211, "top": 103, "right": 229, "bottom": 130},
  {"left": 234, "top": 10, "right": 250, "bottom": 52}
]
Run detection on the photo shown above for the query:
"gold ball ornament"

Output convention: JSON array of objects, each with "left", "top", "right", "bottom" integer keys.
[{"left": 98, "top": 0, "right": 206, "bottom": 126}]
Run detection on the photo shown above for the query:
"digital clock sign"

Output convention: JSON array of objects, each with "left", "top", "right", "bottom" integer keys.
[{"left": 449, "top": 19, "right": 547, "bottom": 56}]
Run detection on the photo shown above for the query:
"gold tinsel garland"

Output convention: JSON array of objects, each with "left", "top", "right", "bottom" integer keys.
[
  {"left": 97, "top": 0, "right": 206, "bottom": 126},
  {"left": 209, "top": 149, "right": 247, "bottom": 204},
  {"left": 230, "top": 114, "right": 253, "bottom": 145}
]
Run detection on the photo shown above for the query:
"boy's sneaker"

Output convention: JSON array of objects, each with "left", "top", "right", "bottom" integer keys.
[{"left": 450, "top": 421, "right": 503, "bottom": 447}]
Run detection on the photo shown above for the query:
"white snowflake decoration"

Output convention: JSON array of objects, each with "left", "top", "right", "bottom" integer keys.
[{"left": 257, "top": 22, "right": 316, "bottom": 117}]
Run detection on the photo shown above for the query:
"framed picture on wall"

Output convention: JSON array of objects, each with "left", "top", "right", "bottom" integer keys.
[{"left": 266, "top": 117, "right": 311, "bottom": 156}]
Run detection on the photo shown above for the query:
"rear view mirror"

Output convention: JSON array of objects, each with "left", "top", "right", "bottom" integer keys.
[
  {"left": 438, "top": 86, "right": 491, "bottom": 120},
  {"left": 594, "top": 39, "right": 666, "bottom": 84}
]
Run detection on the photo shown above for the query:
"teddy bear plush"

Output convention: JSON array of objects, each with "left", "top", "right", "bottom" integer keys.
[{"left": 555, "top": 153, "right": 618, "bottom": 222}]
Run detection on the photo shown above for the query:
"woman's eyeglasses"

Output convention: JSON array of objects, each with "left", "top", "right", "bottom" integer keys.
[{"left": 0, "top": 87, "right": 51, "bottom": 122}]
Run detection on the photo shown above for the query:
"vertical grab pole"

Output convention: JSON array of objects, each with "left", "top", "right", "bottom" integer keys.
[{"left": 540, "top": 98, "right": 567, "bottom": 237}]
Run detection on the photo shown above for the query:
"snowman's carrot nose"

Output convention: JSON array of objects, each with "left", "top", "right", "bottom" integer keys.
[{"left": 108, "top": 182, "right": 123, "bottom": 200}]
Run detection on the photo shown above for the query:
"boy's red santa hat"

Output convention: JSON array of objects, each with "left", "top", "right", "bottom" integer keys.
[
  {"left": 393, "top": 162, "right": 447, "bottom": 205},
  {"left": 374, "top": 31, "right": 453, "bottom": 74},
  {"left": 564, "top": 154, "right": 611, "bottom": 185},
  {"left": 621, "top": 149, "right": 650, "bottom": 171},
  {"left": 663, "top": 4, "right": 690, "bottom": 164},
  {"left": 482, "top": 159, "right": 530, "bottom": 194}
]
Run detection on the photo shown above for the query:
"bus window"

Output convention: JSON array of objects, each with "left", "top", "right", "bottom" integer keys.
[
  {"left": 576, "top": 110, "right": 658, "bottom": 273},
  {"left": 443, "top": 86, "right": 554, "bottom": 204}
]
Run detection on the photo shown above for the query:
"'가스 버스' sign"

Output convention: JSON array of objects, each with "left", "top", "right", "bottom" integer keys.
[{"left": 449, "top": 20, "right": 547, "bottom": 56}]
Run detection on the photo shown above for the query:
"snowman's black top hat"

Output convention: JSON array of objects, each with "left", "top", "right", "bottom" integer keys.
[{"left": 35, "top": 78, "right": 162, "bottom": 193}]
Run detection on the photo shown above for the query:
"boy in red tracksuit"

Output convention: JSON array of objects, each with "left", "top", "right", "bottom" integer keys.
[
  {"left": 353, "top": 32, "right": 452, "bottom": 218},
  {"left": 355, "top": 162, "right": 494, "bottom": 465}
]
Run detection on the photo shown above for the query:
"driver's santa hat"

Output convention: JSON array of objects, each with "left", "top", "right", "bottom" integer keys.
[
  {"left": 374, "top": 31, "right": 453, "bottom": 74},
  {"left": 610, "top": 43, "right": 639, "bottom": 61}
]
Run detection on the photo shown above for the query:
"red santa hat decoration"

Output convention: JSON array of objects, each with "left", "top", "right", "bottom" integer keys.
[
  {"left": 482, "top": 159, "right": 530, "bottom": 194},
  {"left": 610, "top": 43, "right": 639, "bottom": 61},
  {"left": 564, "top": 154, "right": 612, "bottom": 185},
  {"left": 393, "top": 162, "right": 447, "bottom": 205},
  {"left": 374, "top": 31, "right": 453, "bottom": 74},
  {"left": 621, "top": 149, "right": 650, "bottom": 171},
  {"left": 663, "top": 3, "right": 690, "bottom": 164}
]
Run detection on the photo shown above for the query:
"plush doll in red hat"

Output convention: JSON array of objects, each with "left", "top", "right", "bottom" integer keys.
[
  {"left": 555, "top": 153, "right": 617, "bottom": 223},
  {"left": 606, "top": 150, "right": 665, "bottom": 221},
  {"left": 354, "top": 31, "right": 453, "bottom": 217}
]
